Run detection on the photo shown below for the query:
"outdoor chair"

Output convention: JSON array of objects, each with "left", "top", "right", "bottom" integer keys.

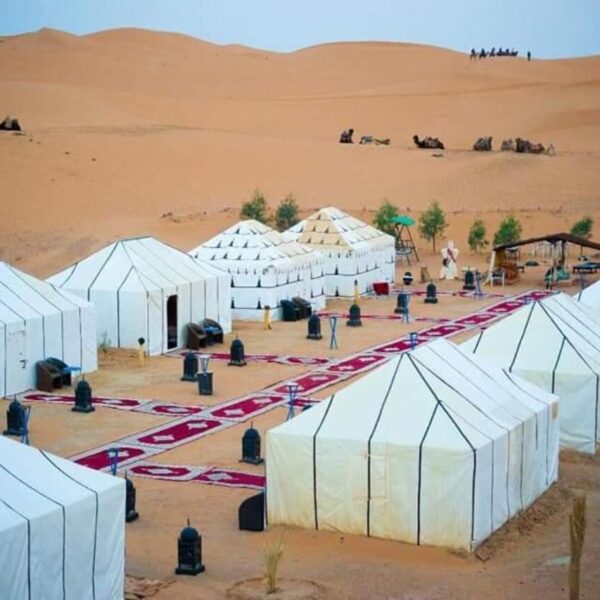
[
  {"left": 201, "top": 318, "right": 224, "bottom": 344},
  {"left": 292, "top": 297, "right": 312, "bottom": 319},
  {"left": 45, "top": 357, "right": 72, "bottom": 386},
  {"left": 490, "top": 267, "right": 506, "bottom": 287},
  {"left": 185, "top": 323, "right": 208, "bottom": 350},
  {"left": 281, "top": 299, "right": 300, "bottom": 322},
  {"left": 36, "top": 361, "right": 63, "bottom": 393}
]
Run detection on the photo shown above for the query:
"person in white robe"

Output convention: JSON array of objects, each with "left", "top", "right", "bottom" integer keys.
[{"left": 439, "top": 240, "right": 460, "bottom": 279}]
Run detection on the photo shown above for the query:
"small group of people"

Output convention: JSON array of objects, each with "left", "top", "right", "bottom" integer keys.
[{"left": 470, "top": 48, "right": 530, "bottom": 61}]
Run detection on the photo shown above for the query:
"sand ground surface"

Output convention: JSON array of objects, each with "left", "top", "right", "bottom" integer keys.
[{"left": 1, "top": 27, "right": 600, "bottom": 599}]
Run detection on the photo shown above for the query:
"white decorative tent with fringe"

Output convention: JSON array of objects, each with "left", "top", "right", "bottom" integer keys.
[
  {"left": 463, "top": 293, "right": 600, "bottom": 454},
  {"left": 267, "top": 339, "right": 558, "bottom": 551},
  {"left": 189, "top": 220, "right": 326, "bottom": 321},
  {"left": 0, "top": 262, "right": 97, "bottom": 397},
  {"left": 0, "top": 436, "right": 125, "bottom": 600},
  {"left": 284, "top": 207, "right": 395, "bottom": 297},
  {"left": 47, "top": 237, "right": 231, "bottom": 356}
]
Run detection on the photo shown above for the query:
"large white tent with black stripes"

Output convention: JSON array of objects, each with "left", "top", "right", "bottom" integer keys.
[
  {"left": 463, "top": 293, "right": 600, "bottom": 454},
  {"left": 284, "top": 207, "right": 395, "bottom": 297},
  {"left": 47, "top": 237, "right": 231, "bottom": 356},
  {"left": 0, "top": 436, "right": 125, "bottom": 600},
  {"left": 267, "top": 339, "right": 558, "bottom": 551},
  {"left": 0, "top": 262, "right": 97, "bottom": 397},
  {"left": 189, "top": 220, "right": 326, "bottom": 321}
]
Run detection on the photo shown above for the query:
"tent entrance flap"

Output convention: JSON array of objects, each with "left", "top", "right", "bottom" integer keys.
[
  {"left": 7, "top": 327, "right": 28, "bottom": 393},
  {"left": 167, "top": 295, "right": 178, "bottom": 350}
]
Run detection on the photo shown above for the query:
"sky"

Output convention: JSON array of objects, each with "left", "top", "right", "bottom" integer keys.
[{"left": 0, "top": 1, "right": 598, "bottom": 58}]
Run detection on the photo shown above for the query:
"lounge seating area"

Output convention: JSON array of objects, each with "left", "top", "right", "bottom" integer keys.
[
  {"left": 36, "top": 358, "right": 73, "bottom": 393},
  {"left": 185, "top": 320, "right": 225, "bottom": 350}
]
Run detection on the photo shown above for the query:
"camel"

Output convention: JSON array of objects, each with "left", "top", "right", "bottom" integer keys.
[
  {"left": 515, "top": 137, "right": 545, "bottom": 154},
  {"left": 0, "top": 116, "right": 21, "bottom": 131},
  {"left": 359, "top": 136, "right": 390, "bottom": 145},
  {"left": 473, "top": 137, "right": 493, "bottom": 151},
  {"left": 501, "top": 139, "right": 515, "bottom": 151},
  {"left": 413, "top": 135, "right": 445, "bottom": 150},
  {"left": 339, "top": 128, "right": 354, "bottom": 144}
]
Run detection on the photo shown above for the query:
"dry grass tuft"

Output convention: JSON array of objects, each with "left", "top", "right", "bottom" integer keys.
[{"left": 263, "top": 536, "right": 285, "bottom": 594}]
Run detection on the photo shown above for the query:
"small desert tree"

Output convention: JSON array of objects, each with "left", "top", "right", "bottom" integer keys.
[
  {"left": 493, "top": 215, "right": 522, "bottom": 247},
  {"left": 372, "top": 199, "right": 399, "bottom": 236},
  {"left": 240, "top": 189, "right": 269, "bottom": 224},
  {"left": 274, "top": 194, "right": 299, "bottom": 231},
  {"left": 263, "top": 536, "right": 285, "bottom": 594},
  {"left": 570, "top": 216, "right": 594, "bottom": 240},
  {"left": 418, "top": 201, "right": 447, "bottom": 253},
  {"left": 468, "top": 219, "right": 489, "bottom": 252}
]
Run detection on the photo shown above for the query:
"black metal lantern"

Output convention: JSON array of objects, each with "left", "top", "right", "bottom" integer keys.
[
  {"left": 424, "top": 282, "right": 438, "bottom": 304},
  {"left": 241, "top": 425, "right": 263, "bottom": 465},
  {"left": 198, "top": 372, "right": 213, "bottom": 396},
  {"left": 346, "top": 303, "right": 362, "bottom": 327},
  {"left": 395, "top": 292, "right": 410, "bottom": 314},
  {"left": 402, "top": 271, "right": 414, "bottom": 285},
  {"left": 3, "top": 398, "right": 25, "bottom": 436},
  {"left": 463, "top": 270, "right": 476, "bottom": 291},
  {"left": 181, "top": 352, "right": 199, "bottom": 382},
  {"left": 125, "top": 475, "right": 139, "bottom": 523},
  {"left": 306, "top": 313, "right": 323, "bottom": 340},
  {"left": 175, "top": 519, "right": 205, "bottom": 575},
  {"left": 228, "top": 338, "right": 247, "bottom": 366},
  {"left": 72, "top": 378, "right": 95, "bottom": 413}
]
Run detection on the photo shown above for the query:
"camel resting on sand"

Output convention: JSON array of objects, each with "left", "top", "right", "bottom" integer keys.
[
  {"left": 360, "top": 136, "right": 390, "bottom": 145},
  {"left": 0, "top": 116, "right": 21, "bottom": 131},
  {"left": 473, "top": 137, "right": 492, "bottom": 151},
  {"left": 413, "top": 135, "right": 445, "bottom": 150},
  {"left": 515, "top": 137, "right": 545, "bottom": 154},
  {"left": 501, "top": 138, "right": 515, "bottom": 151}
]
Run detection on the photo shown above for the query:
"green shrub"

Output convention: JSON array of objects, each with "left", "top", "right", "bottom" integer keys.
[
  {"left": 493, "top": 215, "right": 522, "bottom": 247},
  {"left": 418, "top": 201, "right": 447, "bottom": 252},
  {"left": 274, "top": 194, "right": 299, "bottom": 231},
  {"left": 240, "top": 189, "right": 269, "bottom": 223},
  {"left": 570, "top": 216, "right": 594, "bottom": 240},
  {"left": 373, "top": 199, "right": 399, "bottom": 236},
  {"left": 468, "top": 219, "right": 489, "bottom": 252}
]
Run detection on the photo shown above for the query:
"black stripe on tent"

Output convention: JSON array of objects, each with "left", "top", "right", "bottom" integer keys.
[
  {"left": 551, "top": 338, "right": 566, "bottom": 394},
  {"left": 40, "top": 451, "right": 99, "bottom": 600},
  {"left": 0, "top": 462, "right": 67, "bottom": 599},
  {"left": 6, "top": 265, "right": 74, "bottom": 360},
  {"left": 115, "top": 267, "right": 134, "bottom": 349},
  {"left": 86, "top": 242, "right": 121, "bottom": 302},
  {"left": 471, "top": 330, "right": 484, "bottom": 354},
  {"left": 508, "top": 302, "right": 535, "bottom": 372},
  {"left": 409, "top": 355, "right": 478, "bottom": 547},
  {"left": 313, "top": 394, "right": 336, "bottom": 530},
  {"left": 79, "top": 307, "right": 83, "bottom": 370},
  {"left": 0, "top": 497, "right": 31, "bottom": 600},
  {"left": 366, "top": 356, "right": 404, "bottom": 537},
  {"left": 58, "top": 263, "right": 79, "bottom": 288},
  {"left": 416, "top": 402, "right": 439, "bottom": 545}
]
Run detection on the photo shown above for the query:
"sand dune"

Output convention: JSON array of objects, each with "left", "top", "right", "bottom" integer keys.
[{"left": 0, "top": 27, "right": 599, "bottom": 276}]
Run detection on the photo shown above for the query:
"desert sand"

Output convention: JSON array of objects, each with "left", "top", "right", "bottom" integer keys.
[{"left": 1, "top": 27, "right": 600, "bottom": 599}]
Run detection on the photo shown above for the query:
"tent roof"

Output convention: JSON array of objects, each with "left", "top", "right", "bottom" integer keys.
[
  {"left": 190, "top": 220, "right": 323, "bottom": 269},
  {"left": 272, "top": 338, "right": 554, "bottom": 450},
  {"left": 464, "top": 293, "right": 600, "bottom": 373},
  {"left": 494, "top": 232, "right": 600, "bottom": 252},
  {"left": 577, "top": 279, "right": 600, "bottom": 309},
  {"left": 0, "top": 262, "right": 91, "bottom": 325},
  {"left": 285, "top": 207, "right": 394, "bottom": 251},
  {"left": 48, "top": 236, "right": 229, "bottom": 294}
]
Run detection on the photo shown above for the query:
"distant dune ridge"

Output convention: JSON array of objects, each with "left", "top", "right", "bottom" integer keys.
[{"left": 0, "top": 27, "right": 598, "bottom": 276}]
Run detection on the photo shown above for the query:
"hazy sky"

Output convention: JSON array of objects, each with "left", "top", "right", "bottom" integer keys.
[{"left": 1, "top": 1, "right": 598, "bottom": 58}]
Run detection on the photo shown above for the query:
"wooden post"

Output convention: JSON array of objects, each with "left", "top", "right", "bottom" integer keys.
[{"left": 569, "top": 493, "right": 587, "bottom": 600}]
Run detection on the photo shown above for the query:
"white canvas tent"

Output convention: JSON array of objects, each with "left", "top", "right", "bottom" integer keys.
[
  {"left": 0, "top": 262, "right": 97, "bottom": 397},
  {"left": 47, "top": 237, "right": 231, "bottom": 356},
  {"left": 267, "top": 339, "right": 558, "bottom": 551},
  {"left": 189, "top": 220, "right": 326, "bottom": 321},
  {"left": 576, "top": 278, "right": 600, "bottom": 310},
  {"left": 0, "top": 436, "right": 125, "bottom": 600},
  {"left": 463, "top": 293, "right": 600, "bottom": 454},
  {"left": 284, "top": 207, "right": 395, "bottom": 297}
]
